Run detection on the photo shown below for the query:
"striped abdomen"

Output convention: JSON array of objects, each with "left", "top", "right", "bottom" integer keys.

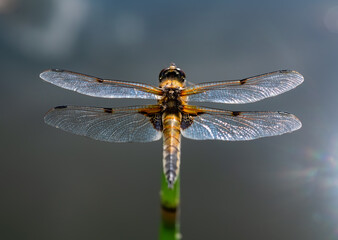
[{"left": 162, "top": 112, "right": 182, "bottom": 188}]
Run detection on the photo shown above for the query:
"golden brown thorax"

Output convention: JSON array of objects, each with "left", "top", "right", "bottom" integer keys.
[{"left": 158, "top": 63, "right": 187, "bottom": 109}]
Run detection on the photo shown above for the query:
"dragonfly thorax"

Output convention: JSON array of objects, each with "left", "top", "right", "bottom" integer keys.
[{"left": 160, "top": 88, "right": 183, "bottom": 112}]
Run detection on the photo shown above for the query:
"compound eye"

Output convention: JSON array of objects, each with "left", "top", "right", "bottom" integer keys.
[
  {"left": 177, "top": 69, "right": 186, "bottom": 80},
  {"left": 159, "top": 68, "right": 168, "bottom": 80}
]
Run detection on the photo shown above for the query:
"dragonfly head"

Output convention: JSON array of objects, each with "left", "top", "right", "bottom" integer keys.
[{"left": 159, "top": 63, "right": 186, "bottom": 83}]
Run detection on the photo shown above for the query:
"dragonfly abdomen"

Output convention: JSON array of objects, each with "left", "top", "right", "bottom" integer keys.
[{"left": 162, "top": 112, "right": 182, "bottom": 188}]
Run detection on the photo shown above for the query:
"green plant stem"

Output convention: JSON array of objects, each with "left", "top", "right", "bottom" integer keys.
[{"left": 159, "top": 173, "right": 181, "bottom": 240}]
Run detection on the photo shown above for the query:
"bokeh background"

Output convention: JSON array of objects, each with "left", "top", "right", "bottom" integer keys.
[{"left": 1, "top": 0, "right": 338, "bottom": 239}]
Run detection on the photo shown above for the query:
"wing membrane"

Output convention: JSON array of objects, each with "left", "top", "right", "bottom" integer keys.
[
  {"left": 181, "top": 106, "right": 301, "bottom": 141},
  {"left": 40, "top": 69, "right": 163, "bottom": 99},
  {"left": 44, "top": 105, "right": 163, "bottom": 143},
  {"left": 182, "top": 70, "right": 303, "bottom": 104}
]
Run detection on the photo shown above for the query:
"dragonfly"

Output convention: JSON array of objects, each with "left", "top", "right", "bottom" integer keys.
[{"left": 40, "top": 63, "right": 303, "bottom": 188}]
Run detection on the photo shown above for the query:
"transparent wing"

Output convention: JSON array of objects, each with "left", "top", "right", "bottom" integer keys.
[
  {"left": 181, "top": 106, "right": 301, "bottom": 141},
  {"left": 182, "top": 70, "right": 303, "bottom": 104},
  {"left": 40, "top": 69, "right": 163, "bottom": 99},
  {"left": 44, "top": 105, "right": 163, "bottom": 143}
]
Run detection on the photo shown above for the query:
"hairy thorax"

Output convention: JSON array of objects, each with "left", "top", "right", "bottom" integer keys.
[{"left": 159, "top": 78, "right": 186, "bottom": 113}]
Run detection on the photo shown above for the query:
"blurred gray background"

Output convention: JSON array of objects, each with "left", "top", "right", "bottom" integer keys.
[{"left": 1, "top": 0, "right": 338, "bottom": 239}]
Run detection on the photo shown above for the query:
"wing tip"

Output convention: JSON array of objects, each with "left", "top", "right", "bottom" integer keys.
[
  {"left": 39, "top": 69, "right": 65, "bottom": 80},
  {"left": 39, "top": 70, "right": 50, "bottom": 80},
  {"left": 277, "top": 111, "right": 302, "bottom": 131},
  {"left": 44, "top": 105, "right": 68, "bottom": 120},
  {"left": 279, "top": 69, "right": 304, "bottom": 85},
  {"left": 43, "top": 108, "right": 55, "bottom": 125}
]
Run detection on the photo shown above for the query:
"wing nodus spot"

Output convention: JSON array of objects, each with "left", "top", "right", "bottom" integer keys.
[
  {"left": 240, "top": 79, "right": 247, "bottom": 85},
  {"left": 231, "top": 111, "right": 241, "bottom": 116},
  {"left": 104, "top": 108, "right": 113, "bottom": 113},
  {"left": 55, "top": 106, "right": 67, "bottom": 109}
]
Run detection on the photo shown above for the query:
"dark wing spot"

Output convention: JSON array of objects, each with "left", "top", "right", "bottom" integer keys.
[
  {"left": 240, "top": 79, "right": 247, "bottom": 85},
  {"left": 139, "top": 110, "right": 163, "bottom": 131},
  {"left": 96, "top": 78, "right": 104, "bottom": 83},
  {"left": 279, "top": 70, "right": 292, "bottom": 74},
  {"left": 52, "top": 69, "right": 64, "bottom": 72},
  {"left": 55, "top": 106, "right": 67, "bottom": 109},
  {"left": 180, "top": 109, "right": 207, "bottom": 130},
  {"left": 231, "top": 111, "right": 241, "bottom": 116},
  {"left": 181, "top": 114, "right": 194, "bottom": 130},
  {"left": 104, "top": 108, "right": 113, "bottom": 113},
  {"left": 150, "top": 113, "right": 163, "bottom": 131}
]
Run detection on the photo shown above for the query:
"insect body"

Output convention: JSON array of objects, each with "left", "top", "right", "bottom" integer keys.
[{"left": 40, "top": 63, "right": 303, "bottom": 188}]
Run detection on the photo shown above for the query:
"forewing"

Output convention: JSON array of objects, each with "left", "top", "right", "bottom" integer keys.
[
  {"left": 181, "top": 106, "right": 301, "bottom": 141},
  {"left": 40, "top": 69, "right": 163, "bottom": 99},
  {"left": 182, "top": 70, "right": 303, "bottom": 104},
  {"left": 44, "top": 105, "right": 163, "bottom": 143}
]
